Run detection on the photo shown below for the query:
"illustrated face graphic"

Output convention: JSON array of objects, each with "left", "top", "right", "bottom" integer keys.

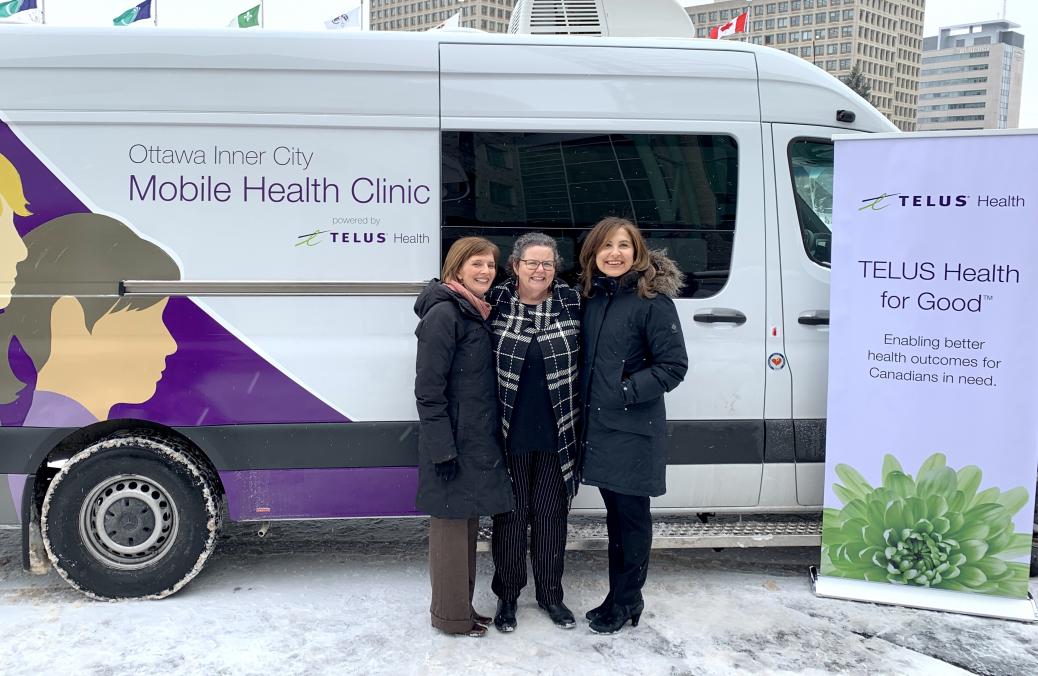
[
  {"left": 457, "top": 253, "right": 496, "bottom": 297},
  {"left": 0, "top": 196, "right": 28, "bottom": 309},
  {"left": 595, "top": 227, "right": 635, "bottom": 278},
  {"left": 513, "top": 244, "right": 556, "bottom": 300},
  {"left": 88, "top": 299, "right": 177, "bottom": 405}
]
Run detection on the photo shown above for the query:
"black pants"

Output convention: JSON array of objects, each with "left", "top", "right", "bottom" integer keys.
[
  {"left": 491, "top": 451, "right": 568, "bottom": 605},
  {"left": 600, "top": 487, "right": 651, "bottom": 608}
]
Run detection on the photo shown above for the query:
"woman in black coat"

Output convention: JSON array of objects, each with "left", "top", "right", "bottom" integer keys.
[
  {"left": 414, "top": 236, "right": 514, "bottom": 638},
  {"left": 578, "top": 217, "right": 688, "bottom": 634}
]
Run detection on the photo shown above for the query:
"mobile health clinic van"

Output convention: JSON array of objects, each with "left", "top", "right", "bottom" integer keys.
[{"left": 0, "top": 20, "right": 896, "bottom": 598}]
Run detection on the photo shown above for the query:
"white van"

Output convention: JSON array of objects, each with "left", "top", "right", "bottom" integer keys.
[{"left": 0, "top": 24, "right": 894, "bottom": 598}]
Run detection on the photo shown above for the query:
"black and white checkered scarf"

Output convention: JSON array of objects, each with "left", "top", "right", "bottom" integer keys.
[{"left": 488, "top": 279, "right": 582, "bottom": 497}]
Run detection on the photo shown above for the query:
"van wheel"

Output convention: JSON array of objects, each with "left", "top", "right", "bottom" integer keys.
[{"left": 41, "top": 433, "right": 220, "bottom": 600}]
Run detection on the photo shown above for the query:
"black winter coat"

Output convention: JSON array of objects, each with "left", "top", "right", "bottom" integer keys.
[
  {"left": 414, "top": 281, "right": 515, "bottom": 518},
  {"left": 580, "top": 253, "right": 689, "bottom": 497}
]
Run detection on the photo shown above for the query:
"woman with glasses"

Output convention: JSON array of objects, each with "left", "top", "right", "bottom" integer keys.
[{"left": 487, "top": 232, "right": 582, "bottom": 632}]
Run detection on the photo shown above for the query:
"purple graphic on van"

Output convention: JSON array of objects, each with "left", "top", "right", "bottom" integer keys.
[{"left": 0, "top": 119, "right": 348, "bottom": 428}]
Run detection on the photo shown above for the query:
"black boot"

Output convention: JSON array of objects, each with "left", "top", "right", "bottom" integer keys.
[
  {"left": 585, "top": 594, "right": 613, "bottom": 623},
  {"left": 588, "top": 601, "right": 644, "bottom": 635},
  {"left": 494, "top": 598, "right": 517, "bottom": 633},
  {"left": 538, "top": 601, "right": 576, "bottom": 629}
]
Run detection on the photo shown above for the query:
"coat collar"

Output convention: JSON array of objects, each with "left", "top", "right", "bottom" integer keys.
[{"left": 590, "top": 270, "right": 639, "bottom": 297}]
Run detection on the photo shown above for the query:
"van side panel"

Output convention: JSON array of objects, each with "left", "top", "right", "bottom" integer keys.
[
  {"left": 0, "top": 31, "right": 442, "bottom": 520},
  {"left": 440, "top": 44, "right": 768, "bottom": 509},
  {"left": 440, "top": 44, "right": 759, "bottom": 123}
]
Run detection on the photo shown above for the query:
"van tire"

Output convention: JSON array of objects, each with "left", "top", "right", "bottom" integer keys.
[{"left": 41, "top": 433, "right": 220, "bottom": 600}]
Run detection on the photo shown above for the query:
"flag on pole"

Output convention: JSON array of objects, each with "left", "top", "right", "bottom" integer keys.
[
  {"left": 324, "top": 6, "right": 361, "bottom": 30},
  {"left": 230, "top": 3, "right": 261, "bottom": 28},
  {"left": 0, "top": 0, "right": 38, "bottom": 19},
  {"left": 431, "top": 13, "right": 459, "bottom": 30},
  {"left": 709, "top": 11, "right": 748, "bottom": 39},
  {"left": 113, "top": 0, "right": 153, "bottom": 26}
]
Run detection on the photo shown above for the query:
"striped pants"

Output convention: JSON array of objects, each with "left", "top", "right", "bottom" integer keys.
[{"left": 491, "top": 451, "right": 569, "bottom": 606}]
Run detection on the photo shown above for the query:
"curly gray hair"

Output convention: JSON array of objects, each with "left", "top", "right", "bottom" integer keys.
[{"left": 507, "top": 232, "right": 561, "bottom": 278}]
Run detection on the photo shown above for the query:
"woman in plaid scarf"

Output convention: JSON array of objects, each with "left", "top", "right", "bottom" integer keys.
[{"left": 487, "top": 232, "right": 582, "bottom": 633}]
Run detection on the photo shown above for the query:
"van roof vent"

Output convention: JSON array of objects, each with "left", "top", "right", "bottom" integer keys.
[
  {"left": 511, "top": 0, "right": 604, "bottom": 36},
  {"left": 510, "top": 0, "right": 694, "bottom": 38}
]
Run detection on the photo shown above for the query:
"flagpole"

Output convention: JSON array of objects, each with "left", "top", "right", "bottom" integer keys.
[
  {"left": 261, "top": 2, "right": 264, "bottom": 28},
  {"left": 154, "top": 0, "right": 158, "bottom": 27}
]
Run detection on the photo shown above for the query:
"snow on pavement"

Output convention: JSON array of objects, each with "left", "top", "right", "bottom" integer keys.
[{"left": 1, "top": 518, "right": 1037, "bottom": 675}]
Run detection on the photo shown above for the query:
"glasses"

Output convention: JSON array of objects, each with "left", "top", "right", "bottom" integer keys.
[{"left": 519, "top": 259, "right": 556, "bottom": 271}]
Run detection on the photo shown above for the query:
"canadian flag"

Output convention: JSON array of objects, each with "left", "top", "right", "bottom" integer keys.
[{"left": 709, "top": 11, "right": 748, "bottom": 39}]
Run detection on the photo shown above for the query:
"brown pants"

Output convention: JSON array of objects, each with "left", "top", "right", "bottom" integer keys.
[{"left": 429, "top": 516, "right": 479, "bottom": 633}]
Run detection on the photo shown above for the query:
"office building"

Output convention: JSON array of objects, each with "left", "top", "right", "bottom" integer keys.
[
  {"left": 686, "top": 0, "right": 926, "bottom": 131},
  {"left": 369, "top": 0, "right": 514, "bottom": 33},
  {"left": 917, "top": 20, "right": 1025, "bottom": 131}
]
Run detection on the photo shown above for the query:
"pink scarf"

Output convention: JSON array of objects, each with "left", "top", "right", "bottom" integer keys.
[{"left": 444, "top": 280, "right": 491, "bottom": 320}]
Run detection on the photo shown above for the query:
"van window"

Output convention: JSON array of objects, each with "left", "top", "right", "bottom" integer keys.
[
  {"left": 441, "top": 132, "right": 739, "bottom": 298},
  {"left": 789, "top": 139, "right": 833, "bottom": 266}
]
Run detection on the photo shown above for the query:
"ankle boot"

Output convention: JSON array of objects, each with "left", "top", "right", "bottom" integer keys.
[
  {"left": 588, "top": 601, "right": 644, "bottom": 635},
  {"left": 585, "top": 595, "right": 613, "bottom": 623},
  {"left": 494, "top": 598, "right": 517, "bottom": 633}
]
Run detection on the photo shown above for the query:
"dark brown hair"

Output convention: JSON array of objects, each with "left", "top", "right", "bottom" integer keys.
[
  {"left": 440, "top": 236, "right": 499, "bottom": 282},
  {"left": 0, "top": 213, "right": 181, "bottom": 403},
  {"left": 578, "top": 217, "right": 657, "bottom": 299}
]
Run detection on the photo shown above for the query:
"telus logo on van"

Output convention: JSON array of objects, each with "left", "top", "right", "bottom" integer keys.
[{"left": 859, "top": 192, "right": 1025, "bottom": 211}]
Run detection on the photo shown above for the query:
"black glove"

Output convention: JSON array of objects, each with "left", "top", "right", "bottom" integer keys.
[{"left": 434, "top": 457, "right": 459, "bottom": 482}]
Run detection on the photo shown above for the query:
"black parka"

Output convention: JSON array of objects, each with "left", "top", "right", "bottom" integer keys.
[
  {"left": 414, "top": 281, "right": 515, "bottom": 518},
  {"left": 580, "top": 252, "right": 689, "bottom": 497}
]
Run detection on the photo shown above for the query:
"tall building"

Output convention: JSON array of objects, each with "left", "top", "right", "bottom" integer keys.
[
  {"left": 369, "top": 0, "right": 514, "bottom": 33},
  {"left": 917, "top": 21, "right": 1025, "bottom": 131},
  {"left": 686, "top": 0, "right": 925, "bottom": 131}
]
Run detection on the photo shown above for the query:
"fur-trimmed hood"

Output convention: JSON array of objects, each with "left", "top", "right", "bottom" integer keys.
[{"left": 647, "top": 248, "right": 685, "bottom": 299}]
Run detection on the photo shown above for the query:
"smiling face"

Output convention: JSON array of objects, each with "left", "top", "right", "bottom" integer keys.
[
  {"left": 0, "top": 196, "right": 28, "bottom": 309},
  {"left": 456, "top": 253, "right": 496, "bottom": 297},
  {"left": 513, "top": 244, "right": 556, "bottom": 303},
  {"left": 595, "top": 226, "right": 635, "bottom": 278}
]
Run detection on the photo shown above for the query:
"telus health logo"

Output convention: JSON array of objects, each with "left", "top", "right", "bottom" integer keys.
[{"left": 859, "top": 191, "right": 1024, "bottom": 212}]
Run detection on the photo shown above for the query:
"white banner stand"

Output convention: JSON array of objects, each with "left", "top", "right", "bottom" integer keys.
[
  {"left": 811, "top": 567, "right": 1038, "bottom": 623},
  {"left": 817, "top": 129, "right": 1038, "bottom": 623}
]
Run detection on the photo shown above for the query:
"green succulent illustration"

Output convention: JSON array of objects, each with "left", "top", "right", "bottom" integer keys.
[{"left": 821, "top": 453, "right": 1032, "bottom": 598}]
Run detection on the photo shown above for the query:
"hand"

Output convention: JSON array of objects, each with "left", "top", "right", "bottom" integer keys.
[{"left": 434, "top": 457, "right": 459, "bottom": 482}]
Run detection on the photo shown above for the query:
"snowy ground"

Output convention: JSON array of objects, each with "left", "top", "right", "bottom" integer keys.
[{"left": 2, "top": 518, "right": 1037, "bottom": 676}]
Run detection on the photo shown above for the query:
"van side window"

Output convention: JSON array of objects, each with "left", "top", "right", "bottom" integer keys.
[
  {"left": 441, "top": 132, "right": 739, "bottom": 298},
  {"left": 789, "top": 139, "right": 834, "bottom": 266}
]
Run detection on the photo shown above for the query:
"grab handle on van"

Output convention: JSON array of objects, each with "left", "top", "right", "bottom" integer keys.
[
  {"left": 693, "top": 309, "right": 746, "bottom": 325},
  {"left": 797, "top": 311, "right": 830, "bottom": 326}
]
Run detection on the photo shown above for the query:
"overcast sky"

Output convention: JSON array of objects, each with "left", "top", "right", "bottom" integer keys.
[{"left": 21, "top": 1, "right": 1038, "bottom": 127}]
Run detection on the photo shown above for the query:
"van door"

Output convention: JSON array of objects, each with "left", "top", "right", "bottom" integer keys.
[
  {"left": 439, "top": 43, "right": 767, "bottom": 508},
  {"left": 771, "top": 124, "right": 847, "bottom": 505}
]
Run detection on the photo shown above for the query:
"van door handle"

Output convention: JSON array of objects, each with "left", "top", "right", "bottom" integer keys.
[
  {"left": 693, "top": 309, "right": 746, "bottom": 325},
  {"left": 798, "top": 311, "right": 829, "bottom": 326}
]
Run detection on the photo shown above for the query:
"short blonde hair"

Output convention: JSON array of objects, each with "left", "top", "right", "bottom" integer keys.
[
  {"left": 441, "top": 237, "right": 499, "bottom": 282},
  {"left": 0, "top": 153, "right": 31, "bottom": 216}
]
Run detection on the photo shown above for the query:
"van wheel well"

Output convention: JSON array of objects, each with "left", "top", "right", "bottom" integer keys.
[{"left": 29, "top": 420, "right": 223, "bottom": 518}]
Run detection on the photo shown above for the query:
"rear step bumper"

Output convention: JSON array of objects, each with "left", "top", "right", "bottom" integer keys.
[{"left": 476, "top": 513, "right": 822, "bottom": 551}]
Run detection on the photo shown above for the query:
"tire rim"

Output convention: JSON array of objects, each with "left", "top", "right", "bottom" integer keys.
[{"left": 78, "top": 474, "right": 179, "bottom": 570}]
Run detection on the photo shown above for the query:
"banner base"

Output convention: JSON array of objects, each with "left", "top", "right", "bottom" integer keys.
[{"left": 809, "top": 567, "right": 1038, "bottom": 623}]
